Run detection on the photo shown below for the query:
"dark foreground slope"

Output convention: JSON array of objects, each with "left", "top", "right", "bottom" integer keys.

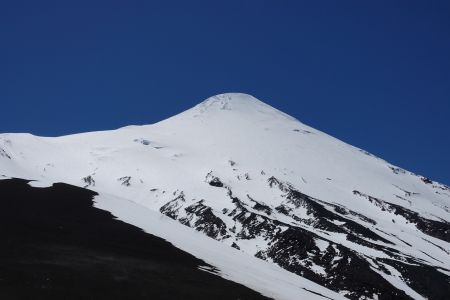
[{"left": 0, "top": 179, "right": 269, "bottom": 300}]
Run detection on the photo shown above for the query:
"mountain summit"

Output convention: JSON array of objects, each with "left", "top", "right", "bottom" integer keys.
[
  {"left": 1, "top": 94, "right": 449, "bottom": 300},
  {"left": 190, "top": 93, "right": 295, "bottom": 119},
  {"left": 196, "top": 93, "right": 266, "bottom": 110}
]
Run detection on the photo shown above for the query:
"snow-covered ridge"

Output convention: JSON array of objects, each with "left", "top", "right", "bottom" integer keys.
[
  {"left": 1, "top": 93, "right": 449, "bottom": 299},
  {"left": 192, "top": 93, "right": 299, "bottom": 121}
]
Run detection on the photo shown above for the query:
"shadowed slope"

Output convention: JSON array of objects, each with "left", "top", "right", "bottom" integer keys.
[{"left": 0, "top": 178, "right": 269, "bottom": 300}]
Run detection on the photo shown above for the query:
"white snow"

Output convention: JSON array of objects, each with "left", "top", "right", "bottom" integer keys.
[
  {"left": 315, "top": 239, "right": 330, "bottom": 252},
  {"left": 93, "top": 192, "right": 346, "bottom": 300},
  {"left": 1, "top": 93, "right": 449, "bottom": 299},
  {"left": 28, "top": 180, "right": 53, "bottom": 188},
  {"left": 369, "top": 261, "right": 427, "bottom": 300}
]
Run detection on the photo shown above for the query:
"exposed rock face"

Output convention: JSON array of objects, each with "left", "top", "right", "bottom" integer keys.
[
  {"left": 180, "top": 200, "right": 229, "bottom": 240},
  {"left": 353, "top": 190, "right": 450, "bottom": 243},
  {"left": 205, "top": 171, "right": 225, "bottom": 188},
  {"left": 82, "top": 175, "right": 95, "bottom": 187},
  {"left": 160, "top": 173, "right": 450, "bottom": 300},
  {"left": 118, "top": 176, "right": 132, "bottom": 186}
]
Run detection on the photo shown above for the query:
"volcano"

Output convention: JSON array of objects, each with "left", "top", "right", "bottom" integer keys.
[{"left": 1, "top": 93, "right": 449, "bottom": 300}]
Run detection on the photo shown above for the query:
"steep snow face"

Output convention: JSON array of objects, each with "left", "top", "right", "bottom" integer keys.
[{"left": 1, "top": 93, "right": 449, "bottom": 300}]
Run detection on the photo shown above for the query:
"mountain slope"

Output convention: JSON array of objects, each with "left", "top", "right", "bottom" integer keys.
[
  {"left": 1, "top": 93, "right": 449, "bottom": 299},
  {"left": 0, "top": 178, "right": 271, "bottom": 300}
]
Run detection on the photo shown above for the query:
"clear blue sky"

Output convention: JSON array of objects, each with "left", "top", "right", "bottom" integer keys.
[{"left": 1, "top": 1, "right": 449, "bottom": 184}]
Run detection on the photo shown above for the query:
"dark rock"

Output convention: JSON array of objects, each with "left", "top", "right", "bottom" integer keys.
[
  {"left": 205, "top": 171, "right": 225, "bottom": 187},
  {"left": 0, "top": 147, "right": 11, "bottom": 159},
  {"left": 0, "top": 178, "right": 269, "bottom": 300},
  {"left": 247, "top": 195, "right": 272, "bottom": 215},
  {"left": 231, "top": 242, "right": 240, "bottom": 250},
  {"left": 354, "top": 190, "right": 450, "bottom": 243},
  {"left": 160, "top": 192, "right": 186, "bottom": 219},
  {"left": 180, "top": 201, "right": 229, "bottom": 240},
  {"left": 118, "top": 176, "right": 131, "bottom": 186},
  {"left": 421, "top": 177, "right": 433, "bottom": 184},
  {"left": 82, "top": 175, "right": 95, "bottom": 188}
]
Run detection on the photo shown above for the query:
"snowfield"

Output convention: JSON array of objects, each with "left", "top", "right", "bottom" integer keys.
[
  {"left": 1, "top": 93, "right": 449, "bottom": 299},
  {"left": 93, "top": 192, "right": 346, "bottom": 300}
]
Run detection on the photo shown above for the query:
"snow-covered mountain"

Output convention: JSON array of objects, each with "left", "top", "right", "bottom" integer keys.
[{"left": 1, "top": 93, "right": 449, "bottom": 299}]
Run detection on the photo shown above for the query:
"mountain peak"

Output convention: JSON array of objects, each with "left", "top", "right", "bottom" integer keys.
[
  {"left": 187, "top": 92, "right": 298, "bottom": 123},
  {"left": 196, "top": 93, "right": 263, "bottom": 111},
  {"left": 2, "top": 92, "right": 450, "bottom": 300}
]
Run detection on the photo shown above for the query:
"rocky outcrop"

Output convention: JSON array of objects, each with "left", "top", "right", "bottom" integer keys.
[
  {"left": 158, "top": 172, "right": 450, "bottom": 299},
  {"left": 354, "top": 190, "right": 450, "bottom": 242}
]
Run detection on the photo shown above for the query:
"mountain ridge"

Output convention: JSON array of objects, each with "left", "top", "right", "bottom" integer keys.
[{"left": 1, "top": 93, "right": 449, "bottom": 299}]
